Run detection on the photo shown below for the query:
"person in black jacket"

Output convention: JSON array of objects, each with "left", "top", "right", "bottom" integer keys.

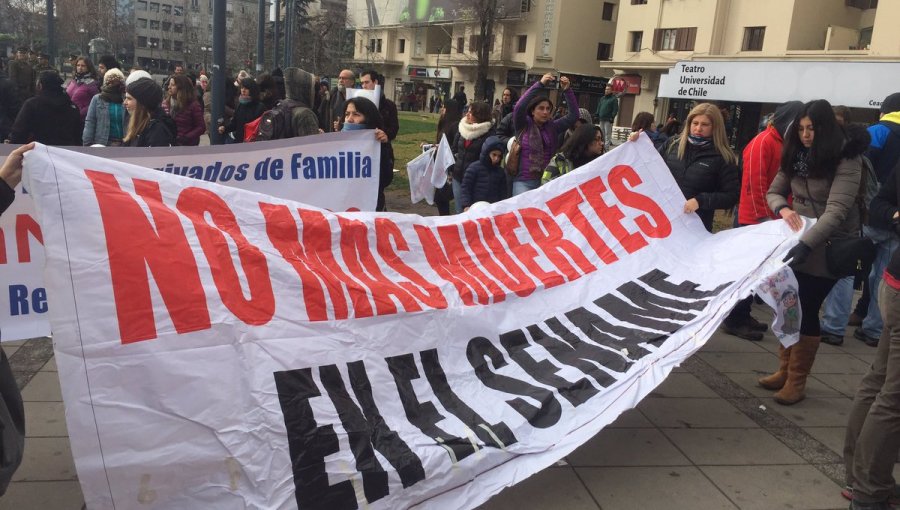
[
  {"left": 842, "top": 156, "right": 900, "bottom": 510},
  {"left": 658, "top": 102, "right": 739, "bottom": 232},
  {"left": 9, "top": 71, "right": 81, "bottom": 145},
  {"left": 451, "top": 101, "right": 494, "bottom": 213},
  {"left": 123, "top": 78, "right": 176, "bottom": 147},
  {"left": 0, "top": 142, "right": 32, "bottom": 495},
  {"left": 342, "top": 97, "right": 393, "bottom": 211},
  {"left": 432, "top": 98, "right": 462, "bottom": 216},
  {"left": 219, "top": 77, "right": 265, "bottom": 143},
  {"left": 459, "top": 135, "right": 507, "bottom": 210},
  {"left": 0, "top": 72, "right": 21, "bottom": 142}
]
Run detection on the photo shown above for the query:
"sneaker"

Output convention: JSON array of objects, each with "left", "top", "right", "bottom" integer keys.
[
  {"left": 821, "top": 332, "right": 844, "bottom": 346},
  {"left": 848, "top": 312, "right": 864, "bottom": 327},
  {"left": 747, "top": 316, "right": 769, "bottom": 332},
  {"left": 722, "top": 321, "right": 764, "bottom": 341},
  {"left": 853, "top": 328, "right": 879, "bottom": 347}
]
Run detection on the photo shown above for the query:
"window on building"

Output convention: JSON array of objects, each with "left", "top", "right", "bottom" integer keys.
[
  {"left": 629, "top": 31, "right": 643, "bottom": 52},
  {"left": 469, "top": 34, "right": 495, "bottom": 52},
  {"left": 149, "top": 2, "right": 159, "bottom": 12},
  {"left": 846, "top": 0, "right": 877, "bottom": 9},
  {"left": 149, "top": 19, "right": 160, "bottom": 29},
  {"left": 173, "top": 5, "right": 182, "bottom": 15},
  {"left": 162, "top": 39, "right": 171, "bottom": 50},
  {"left": 597, "top": 42, "right": 611, "bottom": 60},
  {"left": 138, "top": 18, "right": 148, "bottom": 28},
  {"left": 398, "top": 39, "right": 405, "bottom": 53},
  {"left": 174, "top": 23, "right": 183, "bottom": 33},
  {"left": 369, "top": 38, "right": 375, "bottom": 52},
  {"left": 520, "top": 0, "right": 531, "bottom": 12},
  {"left": 191, "top": 0, "right": 198, "bottom": 10},
  {"left": 652, "top": 27, "right": 697, "bottom": 51},
  {"left": 174, "top": 40, "right": 183, "bottom": 52},
  {"left": 742, "top": 27, "right": 765, "bottom": 51},
  {"left": 517, "top": 35, "right": 527, "bottom": 52},
  {"left": 857, "top": 26, "right": 873, "bottom": 49},
  {"left": 137, "top": 0, "right": 147, "bottom": 9},
  {"left": 161, "top": 3, "right": 171, "bottom": 14},
  {"left": 602, "top": 2, "right": 614, "bottom": 21},
  {"left": 162, "top": 21, "right": 171, "bottom": 31},
  {"left": 149, "top": 37, "right": 159, "bottom": 48},
  {"left": 457, "top": 36, "right": 464, "bottom": 53},
  {"left": 138, "top": 36, "right": 148, "bottom": 47},
  {"left": 631, "top": 0, "right": 648, "bottom": 4},
  {"left": 376, "top": 38, "right": 382, "bottom": 52}
]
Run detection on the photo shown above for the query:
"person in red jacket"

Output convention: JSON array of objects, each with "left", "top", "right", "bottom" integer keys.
[{"left": 723, "top": 101, "right": 804, "bottom": 341}]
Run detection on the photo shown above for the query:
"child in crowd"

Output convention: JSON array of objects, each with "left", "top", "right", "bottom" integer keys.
[{"left": 460, "top": 135, "right": 507, "bottom": 211}]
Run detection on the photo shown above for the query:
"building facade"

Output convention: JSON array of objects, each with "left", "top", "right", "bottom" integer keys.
[{"left": 345, "top": 0, "right": 618, "bottom": 113}]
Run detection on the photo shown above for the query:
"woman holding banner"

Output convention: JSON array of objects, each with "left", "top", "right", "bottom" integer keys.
[
  {"left": 342, "top": 97, "right": 393, "bottom": 210},
  {"left": 761, "top": 100, "right": 869, "bottom": 405}
]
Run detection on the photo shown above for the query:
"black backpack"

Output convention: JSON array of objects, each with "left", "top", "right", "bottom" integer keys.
[{"left": 253, "top": 99, "right": 307, "bottom": 141}]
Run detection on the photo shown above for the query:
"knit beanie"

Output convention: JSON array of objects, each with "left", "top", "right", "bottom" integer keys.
[
  {"left": 126, "top": 78, "right": 163, "bottom": 110},
  {"left": 881, "top": 92, "right": 900, "bottom": 114},
  {"left": 103, "top": 67, "right": 126, "bottom": 87},
  {"left": 125, "top": 70, "right": 152, "bottom": 86},
  {"left": 578, "top": 108, "right": 592, "bottom": 124}
]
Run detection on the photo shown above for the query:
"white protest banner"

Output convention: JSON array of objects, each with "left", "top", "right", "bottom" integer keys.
[
  {"left": 346, "top": 85, "right": 382, "bottom": 108},
  {"left": 0, "top": 132, "right": 380, "bottom": 341},
  {"left": 27, "top": 135, "right": 800, "bottom": 510}
]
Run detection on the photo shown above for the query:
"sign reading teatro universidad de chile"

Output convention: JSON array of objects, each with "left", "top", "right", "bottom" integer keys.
[
  {"left": 26, "top": 134, "right": 799, "bottom": 510},
  {"left": 659, "top": 60, "right": 900, "bottom": 109}
]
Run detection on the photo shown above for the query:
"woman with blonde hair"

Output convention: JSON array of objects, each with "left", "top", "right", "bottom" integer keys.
[
  {"left": 123, "top": 78, "right": 176, "bottom": 147},
  {"left": 658, "top": 102, "right": 739, "bottom": 232},
  {"left": 163, "top": 73, "right": 205, "bottom": 145}
]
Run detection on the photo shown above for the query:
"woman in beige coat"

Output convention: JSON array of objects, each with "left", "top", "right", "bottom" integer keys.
[{"left": 760, "top": 99, "right": 869, "bottom": 405}]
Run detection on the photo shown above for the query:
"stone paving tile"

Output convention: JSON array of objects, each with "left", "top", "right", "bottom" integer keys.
[
  {"left": 811, "top": 353, "right": 871, "bottom": 375},
  {"left": 696, "top": 352, "right": 779, "bottom": 374},
  {"left": 760, "top": 397, "right": 853, "bottom": 428},
  {"left": 725, "top": 372, "right": 843, "bottom": 399},
  {"left": 802, "top": 427, "right": 847, "bottom": 457},
  {"left": 0, "top": 481, "right": 83, "bottom": 510},
  {"left": 24, "top": 402, "right": 69, "bottom": 437},
  {"left": 638, "top": 397, "right": 759, "bottom": 428},
  {"left": 567, "top": 428, "right": 690, "bottom": 467},
  {"left": 20, "top": 371, "right": 63, "bottom": 402},
  {"left": 701, "top": 333, "right": 769, "bottom": 353},
  {"left": 812, "top": 373, "right": 865, "bottom": 398},
  {"left": 650, "top": 372, "right": 719, "bottom": 398},
  {"left": 700, "top": 464, "right": 846, "bottom": 510},
  {"left": 661, "top": 428, "right": 806, "bottom": 465},
  {"left": 2, "top": 344, "right": 21, "bottom": 358},
  {"left": 577, "top": 466, "right": 738, "bottom": 510},
  {"left": 41, "top": 355, "right": 58, "bottom": 371},
  {"left": 12, "top": 437, "right": 77, "bottom": 482},
  {"left": 605, "top": 407, "right": 654, "bottom": 428},
  {"left": 477, "top": 466, "right": 598, "bottom": 510}
]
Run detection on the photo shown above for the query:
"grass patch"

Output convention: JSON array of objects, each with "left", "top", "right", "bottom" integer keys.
[{"left": 390, "top": 112, "right": 439, "bottom": 192}]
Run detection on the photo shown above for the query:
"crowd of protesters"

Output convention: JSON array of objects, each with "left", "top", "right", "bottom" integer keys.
[{"left": 1, "top": 47, "right": 900, "bottom": 509}]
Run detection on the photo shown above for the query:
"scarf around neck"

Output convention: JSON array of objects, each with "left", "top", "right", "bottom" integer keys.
[
  {"left": 792, "top": 147, "right": 810, "bottom": 178},
  {"left": 74, "top": 73, "right": 96, "bottom": 86},
  {"left": 457, "top": 119, "right": 492, "bottom": 141},
  {"left": 100, "top": 83, "right": 124, "bottom": 103}
]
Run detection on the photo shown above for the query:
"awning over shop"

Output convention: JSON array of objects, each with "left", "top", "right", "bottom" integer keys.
[{"left": 658, "top": 60, "right": 900, "bottom": 109}]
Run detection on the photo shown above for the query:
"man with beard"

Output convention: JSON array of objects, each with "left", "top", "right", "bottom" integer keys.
[{"left": 328, "top": 69, "right": 355, "bottom": 132}]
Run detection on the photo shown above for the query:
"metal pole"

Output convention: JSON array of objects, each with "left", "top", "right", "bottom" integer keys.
[
  {"left": 256, "top": 0, "right": 265, "bottom": 72},
  {"left": 46, "top": 0, "right": 56, "bottom": 66},
  {"left": 283, "top": 0, "right": 292, "bottom": 68},
  {"left": 273, "top": 0, "right": 280, "bottom": 69},
  {"left": 211, "top": 0, "right": 226, "bottom": 145}
]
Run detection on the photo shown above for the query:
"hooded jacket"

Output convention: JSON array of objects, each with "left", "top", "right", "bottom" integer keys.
[
  {"left": 452, "top": 119, "right": 494, "bottom": 182},
  {"left": 867, "top": 110, "right": 900, "bottom": 184},
  {"left": 9, "top": 87, "right": 81, "bottom": 145},
  {"left": 282, "top": 67, "right": 322, "bottom": 138},
  {"left": 767, "top": 124, "right": 871, "bottom": 278},
  {"left": 127, "top": 109, "right": 177, "bottom": 147},
  {"left": 460, "top": 135, "right": 508, "bottom": 208}
]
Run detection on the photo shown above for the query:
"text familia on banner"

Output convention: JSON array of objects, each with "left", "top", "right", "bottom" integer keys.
[
  {"left": 26, "top": 136, "right": 799, "bottom": 510},
  {"left": 0, "top": 132, "right": 380, "bottom": 341}
]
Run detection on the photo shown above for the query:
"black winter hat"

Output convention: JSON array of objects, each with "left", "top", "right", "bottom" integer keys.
[
  {"left": 126, "top": 78, "right": 163, "bottom": 110},
  {"left": 881, "top": 92, "right": 900, "bottom": 114}
]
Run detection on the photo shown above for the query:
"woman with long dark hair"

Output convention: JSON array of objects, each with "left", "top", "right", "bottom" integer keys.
[
  {"left": 432, "top": 98, "right": 462, "bottom": 215},
  {"left": 511, "top": 73, "right": 578, "bottom": 196},
  {"left": 164, "top": 73, "right": 205, "bottom": 146},
  {"left": 451, "top": 101, "right": 494, "bottom": 213},
  {"left": 658, "top": 102, "right": 739, "bottom": 232},
  {"left": 343, "top": 97, "right": 392, "bottom": 210},
  {"left": 759, "top": 99, "right": 869, "bottom": 405},
  {"left": 632, "top": 111, "right": 667, "bottom": 150},
  {"left": 66, "top": 56, "right": 100, "bottom": 127},
  {"left": 218, "top": 77, "right": 265, "bottom": 143},
  {"left": 541, "top": 123, "right": 604, "bottom": 184}
]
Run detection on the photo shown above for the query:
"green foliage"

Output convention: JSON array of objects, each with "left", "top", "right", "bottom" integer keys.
[{"left": 389, "top": 112, "right": 440, "bottom": 192}]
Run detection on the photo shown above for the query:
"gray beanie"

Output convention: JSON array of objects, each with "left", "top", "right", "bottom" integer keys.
[
  {"left": 881, "top": 92, "right": 900, "bottom": 114},
  {"left": 126, "top": 78, "right": 163, "bottom": 110}
]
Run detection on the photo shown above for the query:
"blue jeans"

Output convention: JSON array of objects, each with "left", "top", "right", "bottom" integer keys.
[
  {"left": 451, "top": 178, "right": 463, "bottom": 214},
  {"left": 822, "top": 228, "right": 898, "bottom": 338},
  {"left": 512, "top": 179, "right": 540, "bottom": 197}
]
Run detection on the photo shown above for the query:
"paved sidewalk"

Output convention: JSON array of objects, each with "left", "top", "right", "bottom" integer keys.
[{"left": 1, "top": 303, "right": 895, "bottom": 509}]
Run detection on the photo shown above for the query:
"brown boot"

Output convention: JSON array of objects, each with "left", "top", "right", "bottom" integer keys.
[
  {"left": 773, "top": 335, "right": 821, "bottom": 405},
  {"left": 758, "top": 345, "right": 791, "bottom": 390}
]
